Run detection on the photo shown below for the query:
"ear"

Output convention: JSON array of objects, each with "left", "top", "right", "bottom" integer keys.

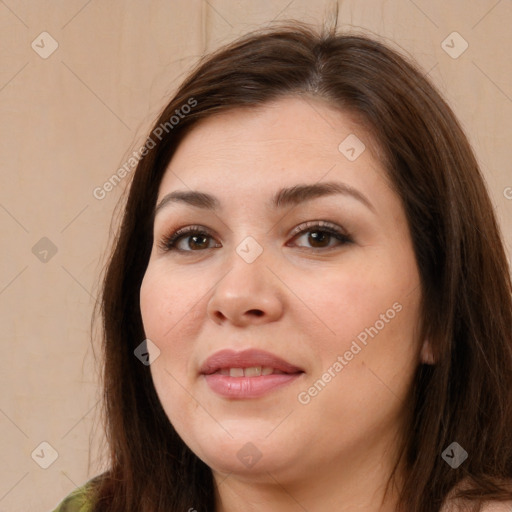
[{"left": 420, "top": 339, "right": 435, "bottom": 365}]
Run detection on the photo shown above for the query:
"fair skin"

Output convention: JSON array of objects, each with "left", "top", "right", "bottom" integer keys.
[{"left": 139, "top": 95, "right": 433, "bottom": 511}]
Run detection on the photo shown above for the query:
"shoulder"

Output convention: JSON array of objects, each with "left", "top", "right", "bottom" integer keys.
[{"left": 51, "top": 477, "right": 98, "bottom": 512}]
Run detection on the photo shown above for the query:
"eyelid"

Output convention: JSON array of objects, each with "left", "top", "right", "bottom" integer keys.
[
  {"left": 156, "top": 224, "right": 216, "bottom": 253},
  {"left": 288, "top": 220, "right": 349, "bottom": 237},
  {"left": 286, "top": 220, "right": 352, "bottom": 250}
]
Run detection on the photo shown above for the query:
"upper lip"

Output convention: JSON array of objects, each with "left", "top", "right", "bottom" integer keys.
[{"left": 199, "top": 349, "right": 304, "bottom": 375}]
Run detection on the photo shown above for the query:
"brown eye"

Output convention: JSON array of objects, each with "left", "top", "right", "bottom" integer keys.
[
  {"left": 177, "top": 233, "right": 212, "bottom": 251},
  {"left": 158, "top": 226, "right": 221, "bottom": 253},
  {"left": 308, "top": 230, "right": 332, "bottom": 248},
  {"left": 289, "top": 221, "right": 352, "bottom": 251}
]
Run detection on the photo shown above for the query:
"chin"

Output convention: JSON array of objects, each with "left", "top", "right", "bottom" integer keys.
[
  {"left": 202, "top": 449, "right": 294, "bottom": 480},
  {"left": 187, "top": 431, "right": 297, "bottom": 478}
]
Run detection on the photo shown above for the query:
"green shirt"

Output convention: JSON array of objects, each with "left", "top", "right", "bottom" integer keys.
[{"left": 52, "top": 481, "right": 94, "bottom": 512}]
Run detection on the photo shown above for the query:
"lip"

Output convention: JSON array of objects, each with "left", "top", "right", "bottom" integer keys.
[
  {"left": 199, "top": 348, "right": 303, "bottom": 375},
  {"left": 199, "top": 349, "right": 304, "bottom": 399},
  {"left": 203, "top": 373, "right": 303, "bottom": 398}
]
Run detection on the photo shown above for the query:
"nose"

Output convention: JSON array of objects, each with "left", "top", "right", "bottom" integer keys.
[{"left": 206, "top": 244, "right": 285, "bottom": 327}]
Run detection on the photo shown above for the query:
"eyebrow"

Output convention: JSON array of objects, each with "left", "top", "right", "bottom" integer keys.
[{"left": 154, "top": 181, "right": 376, "bottom": 217}]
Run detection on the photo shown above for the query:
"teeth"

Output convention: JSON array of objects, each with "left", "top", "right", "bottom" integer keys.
[
  {"left": 217, "top": 366, "right": 282, "bottom": 377},
  {"left": 244, "top": 366, "right": 262, "bottom": 377}
]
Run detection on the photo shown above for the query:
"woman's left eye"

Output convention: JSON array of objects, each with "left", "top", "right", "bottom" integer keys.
[
  {"left": 157, "top": 221, "right": 352, "bottom": 254},
  {"left": 287, "top": 221, "right": 352, "bottom": 250}
]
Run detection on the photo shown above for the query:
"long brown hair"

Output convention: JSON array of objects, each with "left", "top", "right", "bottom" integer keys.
[{"left": 89, "top": 14, "right": 512, "bottom": 512}]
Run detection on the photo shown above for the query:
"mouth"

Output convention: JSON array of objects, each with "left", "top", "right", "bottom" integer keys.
[
  {"left": 200, "top": 349, "right": 304, "bottom": 399},
  {"left": 210, "top": 367, "right": 292, "bottom": 377},
  {"left": 199, "top": 348, "right": 304, "bottom": 376}
]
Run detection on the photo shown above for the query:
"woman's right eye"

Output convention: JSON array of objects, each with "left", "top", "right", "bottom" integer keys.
[{"left": 157, "top": 225, "right": 221, "bottom": 253}]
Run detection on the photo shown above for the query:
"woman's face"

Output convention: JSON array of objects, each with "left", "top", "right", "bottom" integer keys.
[{"left": 140, "top": 96, "right": 425, "bottom": 486}]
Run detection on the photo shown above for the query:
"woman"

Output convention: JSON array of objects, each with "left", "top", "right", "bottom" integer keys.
[{"left": 52, "top": 16, "right": 512, "bottom": 512}]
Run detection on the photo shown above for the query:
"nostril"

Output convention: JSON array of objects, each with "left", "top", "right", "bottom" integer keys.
[{"left": 248, "top": 309, "right": 264, "bottom": 317}]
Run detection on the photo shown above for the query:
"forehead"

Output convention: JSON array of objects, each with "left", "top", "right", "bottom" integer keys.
[{"left": 157, "top": 96, "right": 385, "bottom": 200}]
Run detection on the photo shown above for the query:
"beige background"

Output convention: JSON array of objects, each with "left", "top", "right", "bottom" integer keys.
[{"left": 0, "top": 1, "right": 511, "bottom": 510}]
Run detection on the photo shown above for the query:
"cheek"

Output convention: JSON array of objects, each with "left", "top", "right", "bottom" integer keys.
[
  {"left": 296, "top": 258, "right": 413, "bottom": 337},
  {"left": 296, "top": 277, "right": 420, "bottom": 441},
  {"left": 140, "top": 264, "right": 205, "bottom": 343},
  {"left": 299, "top": 249, "right": 421, "bottom": 383},
  {"left": 140, "top": 266, "right": 204, "bottom": 420}
]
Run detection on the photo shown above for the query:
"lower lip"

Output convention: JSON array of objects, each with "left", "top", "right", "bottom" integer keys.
[{"left": 203, "top": 373, "right": 303, "bottom": 398}]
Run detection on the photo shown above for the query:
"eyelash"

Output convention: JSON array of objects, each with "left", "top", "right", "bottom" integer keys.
[{"left": 157, "top": 220, "right": 353, "bottom": 254}]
